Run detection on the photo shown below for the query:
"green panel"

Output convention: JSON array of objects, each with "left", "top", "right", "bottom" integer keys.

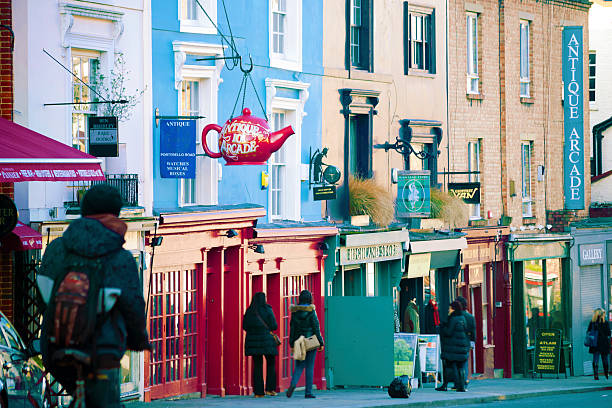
[
  {"left": 326, "top": 296, "right": 394, "bottom": 387},
  {"left": 430, "top": 250, "right": 460, "bottom": 269}
]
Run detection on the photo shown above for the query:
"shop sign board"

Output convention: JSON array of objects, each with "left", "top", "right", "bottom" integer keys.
[
  {"left": 88, "top": 116, "right": 118, "bottom": 157},
  {"left": 418, "top": 335, "right": 441, "bottom": 374},
  {"left": 160, "top": 119, "right": 196, "bottom": 179},
  {"left": 579, "top": 243, "right": 605, "bottom": 265},
  {"left": 562, "top": 27, "right": 585, "bottom": 210},
  {"left": 448, "top": 182, "right": 480, "bottom": 204},
  {"left": 394, "top": 333, "right": 418, "bottom": 377},
  {"left": 313, "top": 185, "right": 336, "bottom": 201},
  {"left": 462, "top": 243, "right": 493, "bottom": 264},
  {"left": 511, "top": 242, "right": 568, "bottom": 261},
  {"left": 407, "top": 253, "right": 431, "bottom": 278},
  {"left": 340, "top": 242, "right": 403, "bottom": 265},
  {"left": 468, "top": 264, "right": 484, "bottom": 285},
  {"left": 534, "top": 328, "right": 562, "bottom": 375},
  {"left": 0, "top": 195, "right": 17, "bottom": 238},
  {"left": 397, "top": 170, "right": 431, "bottom": 218}
]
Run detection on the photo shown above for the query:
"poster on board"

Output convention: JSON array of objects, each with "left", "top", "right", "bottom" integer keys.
[{"left": 394, "top": 333, "right": 418, "bottom": 377}]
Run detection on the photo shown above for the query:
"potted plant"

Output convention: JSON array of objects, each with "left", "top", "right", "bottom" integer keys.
[
  {"left": 429, "top": 188, "right": 469, "bottom": 229},
  {"left": 349, "top": 177, "right": 395, "bottom": 227}
]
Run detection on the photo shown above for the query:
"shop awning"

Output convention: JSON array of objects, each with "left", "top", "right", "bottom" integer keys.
[
  {"left": 0, "top": 221, "right": 42, "bottom": 251},
  {"left": 0, "top": 118, "right": 105, "bottom": 182},
  {"left": 409, "top": 237, "right": 468, "bottom": 254}
]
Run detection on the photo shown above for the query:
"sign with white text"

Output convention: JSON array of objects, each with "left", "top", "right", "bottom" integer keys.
[
  {"left": 579, "top": 243, "right": 605, "bottom": 266},
  {"left": 448, "top": 182, "right": 480, "bottom": 204},
  {"left": 562, "top": 27, "right": 585, "bottom": 210},
  {"left": 88, "top": 116, "right": 118, "bottom": 157},
  {"left": 339, "top": 242, "right": 403, "bottom": 265},
  {"left": 160, "top": 119, "right": 196, "bottom": 179},
  {"left": 397, "top": 171, "right": 431, "bottom": 218}
]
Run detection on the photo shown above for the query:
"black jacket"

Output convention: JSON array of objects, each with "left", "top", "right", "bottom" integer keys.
[
  {"left": 588, "top": 320, "right": 611, "bottom": 355},
  {"left": 440, "top": 311, "right": 470, "bottom": 362},
  {"left": 289, "top": 304, "right": 324, "bottom": 348},
  {"left": 463, "top": 311, "right": 476, "bottom": 343},
  {"left": 243, "top": 304, "right": 279, "bottom": 356}
]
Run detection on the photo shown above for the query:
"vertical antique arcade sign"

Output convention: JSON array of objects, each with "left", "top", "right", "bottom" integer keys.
[{"left": 562, "top": 26, "right": 584, "bottom": 210}]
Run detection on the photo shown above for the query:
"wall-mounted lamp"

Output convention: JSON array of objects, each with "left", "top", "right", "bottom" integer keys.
[
  {"left": 225, "top": 229, "right": 238, "bottom": 238},
  {"left": 249, "top": 244, "right": 265, "bottom": 254},
  {"left": 318, "top": 242, "right": 329, "bottom": 251},
  {"left": 150, "top": 236, "right": 163, "bottom": 247}
]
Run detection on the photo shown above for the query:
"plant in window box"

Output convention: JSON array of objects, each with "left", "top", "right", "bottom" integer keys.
[
  {"left": 430, "top": 188, "right": 469, "bottom": 229},
  {"left": 349, "top": 176, "right": 395, "bottom": 227}
]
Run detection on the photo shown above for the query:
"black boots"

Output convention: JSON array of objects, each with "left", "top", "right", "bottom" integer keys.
[
  {"left": 604, "top": 363, "right": 609, "bottom": 379},
  {"left": 286, "top": 385, "right": 295, "bottom": 398},
  {"left": 435, "top": 383, "right": 448, "bottom": 391},
  {"left": 594, "top": 362, "right": 599, "bottom": 380}
]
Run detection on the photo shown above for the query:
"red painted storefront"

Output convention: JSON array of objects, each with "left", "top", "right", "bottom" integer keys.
[{"left": 143, "top": 207, "right": 336, "bottom": 400}]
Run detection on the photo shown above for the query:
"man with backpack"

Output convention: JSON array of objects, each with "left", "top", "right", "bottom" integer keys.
[{"left": 38, "top": 184, "right": 151, "bottom": 408}]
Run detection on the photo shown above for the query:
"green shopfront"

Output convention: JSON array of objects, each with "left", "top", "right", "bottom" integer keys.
[{"left": 508, "top": 233, "right": 572, "bottom": 376}]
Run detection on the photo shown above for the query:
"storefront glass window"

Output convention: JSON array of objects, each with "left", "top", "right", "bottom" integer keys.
[
  {"left": 545, "top": 259, "right": 565, "bottom": 337},
  {"left": 524, "top": 260, "right": 544, "bottom": 346},
  {"left": 424, "top": 269, "right": 436, "bottom": 304}
]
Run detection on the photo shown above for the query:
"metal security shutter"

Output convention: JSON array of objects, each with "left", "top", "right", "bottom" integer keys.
[{"left": 580, "top": 265, "right": 603, "bottom": 375}]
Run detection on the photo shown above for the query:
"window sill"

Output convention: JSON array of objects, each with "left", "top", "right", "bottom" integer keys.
[
  {"left": 407, "top": 69, "right": 436, "bottom": 78},
  {"left": 179, "top": 20, "right": 217, "bottom": 35},
  {"left": 520, "top": 96, "right": 534, "bottom": 105},
  {"left": 467, "top": 93, "right": 484, "bottom": 101},
  {"left": 270, "top": 56, "right": 302, "bottom": 72}
]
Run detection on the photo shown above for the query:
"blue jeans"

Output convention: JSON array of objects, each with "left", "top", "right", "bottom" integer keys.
[{"left": 290, "top": 349, "right": 317, "bottom": 395}]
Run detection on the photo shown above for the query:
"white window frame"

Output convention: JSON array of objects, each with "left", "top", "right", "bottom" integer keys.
[
  {"left": 173, "top": 41, "right": 225, "bottom": 207},
  {"left": 265, "top": 78, "right": 310, "bottom": 222},
  {"left": 468, "top": 140, "right": 481, "bottom": 220},
  {"left": 466, "top": 13, "right": 479, "bottom": 94},
  {"left": 269, "top": 0, "right": 302, "bottom": 72},
  {"left": 521, "top": 142, "right": 533, "bottom": 217},
  {"left": 179, "top": 80, "right": 200, "bottom": 206},
  {"left": 71, "top": 50, "right": 100, "bottom": 153},
  {"left": 179, "top": 0, "right": 217, "bottom": 34},
  {"left": 520, "top": 20, "right": 530, "bottom": 97}
]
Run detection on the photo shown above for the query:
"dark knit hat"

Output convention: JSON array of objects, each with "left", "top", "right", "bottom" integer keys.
[
  {"left": 450, "top": 300, "right": 463, "bottom": 312},
  {"left": 80, "top": 184, "right": 123, "bottom": 216},
  {"left": 456, "top": 296, "right": 468, "bottom": 310}
]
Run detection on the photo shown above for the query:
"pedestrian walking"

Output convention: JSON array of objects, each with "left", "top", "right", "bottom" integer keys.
[
  {"left": 586, "top": 308, "right": 610, "bottom": 380},
  {"left": 286, "top": 290, "right": 324, "bottom": 399},
  {"left": 243, "top": 292, "right": 280, "bottom": 397},
  {"left": 39, "top": 184, "right": 151, "bottom": 408},
  {"left": 436, "top": 300, "right": 470, "bottom": 392},
  {"left": 456, "top": 296, "right": 476, "bottom": 389}
]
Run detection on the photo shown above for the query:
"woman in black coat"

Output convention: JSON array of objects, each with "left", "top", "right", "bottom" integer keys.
[
  {"left": 243, "top": 292, "right": 279, "bottom": 397},
  {"left": 587, "top": 308, "right": 611, "bottom": 380},
  {"left": 436, "top": 300, "right": 470, "bottom": 392}
]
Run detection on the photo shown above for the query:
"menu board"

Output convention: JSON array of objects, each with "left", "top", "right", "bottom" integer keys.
[
  {"left": 534, "top": 328, "right": 562, "bottom": 374},
  {"left": 394, "top": 333, "right": 418, "bottom": 377}
]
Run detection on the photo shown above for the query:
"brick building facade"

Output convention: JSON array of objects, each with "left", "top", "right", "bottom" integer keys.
[{"left": 448, "top": 0, "right": 591, "bottom": 228}]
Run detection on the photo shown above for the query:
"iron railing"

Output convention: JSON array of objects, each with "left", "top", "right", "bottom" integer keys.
[{"left": 66, "top": 173, "right": 139, "bottom": 208}]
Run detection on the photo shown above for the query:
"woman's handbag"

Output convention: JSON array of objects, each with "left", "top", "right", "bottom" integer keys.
[
  {"left": 304, "top": 335, "right": 321, "bottom": 351},
  {"left": 585, "top": 328, "right": 598, "bottom": 348},
  {"left": 255, "top": 308, "right": 281, "bottom": 347}
]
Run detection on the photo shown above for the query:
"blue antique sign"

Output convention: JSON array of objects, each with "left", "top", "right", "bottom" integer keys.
[
  {"left": 160, "top": 119, "right": 196, "bottom": 179},
  {"left": 562, "top": 27, "right": 584, "bottom": 210}
]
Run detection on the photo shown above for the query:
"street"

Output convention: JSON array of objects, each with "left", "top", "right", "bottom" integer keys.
[{"left": 460, "top": 391, "right": 612, "bottom": 408}]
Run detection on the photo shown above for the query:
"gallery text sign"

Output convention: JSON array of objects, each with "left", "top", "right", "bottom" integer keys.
[
  {"left": 562, "top": 27, "right": 585, "bottom": 210},
  {"left": 534, "top": 328, "right": 562, "bottom": 375},
  {"left": 88, "top": 116, "right": 118, "bottom": 157},
  {"left": 160, "top": 119, "right": 196, "bottom": 179},
  {"left": 579, "top": 243, "right": 605, "bottom": 265}
]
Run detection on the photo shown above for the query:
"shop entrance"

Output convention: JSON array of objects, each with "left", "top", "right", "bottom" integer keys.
[{"left": 580, "top": 265, "right": 603, "bottom": 375}]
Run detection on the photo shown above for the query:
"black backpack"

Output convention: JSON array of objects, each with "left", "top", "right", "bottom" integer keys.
[{"left": 388, "top": 375, "right": 411, "bottom": 398}]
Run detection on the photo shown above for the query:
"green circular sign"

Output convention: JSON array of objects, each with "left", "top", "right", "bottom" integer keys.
[
  {"left": 323, "top": 166, "right": 341, "bottom": 184},
  {"left": 0, "top": 195, "right": 18, "bottom": 238}
]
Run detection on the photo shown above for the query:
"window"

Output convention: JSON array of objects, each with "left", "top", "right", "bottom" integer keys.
[
  {"left": 180, "top": 80, "right": 199, "bottom": 206},
  {"left": 521, "top": 142, "right": 532, "bottom": 217},
  {"left": 466, "top": 13, "right": 479, "bottom": 94},
  {"left": 270, "top": 111, "right": 287, "bottom": 220},
  {"left": 404, "top": 5, "right": 435, "bottom": 74},
  {"left": 520, "top": 20, "right": 530, "bottom": 97},
  {"left": 468, "top": 140, "right": 481, "bottom": 219},
  {"left": 589, "top": 52, "right": 596, "bottom": 102},
  {"left": 269, "top": 0, "right": 302, "bottom": 71},
  {"left": 72, "top": 52, "right": 99, "bottom": 153},
  {"left": 179, "top": 0, "right": 216, "bottom": 34},
  {"left": 349, "top": 0, "right": 371, "bottom": 71},
  {"left": 349, "top": 114, "right": 372, "bottom": 178}
]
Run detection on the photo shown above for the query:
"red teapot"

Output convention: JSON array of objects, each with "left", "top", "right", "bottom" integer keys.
[{"left": 201, "top": 108, "right": 294, "bottom": 165}]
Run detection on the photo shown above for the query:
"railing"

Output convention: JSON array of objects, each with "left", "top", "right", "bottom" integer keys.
[{"left": 66, "top": 173, "right": 139, "bottom": 208}]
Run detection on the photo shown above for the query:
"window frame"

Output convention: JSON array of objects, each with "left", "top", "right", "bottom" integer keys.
[
  {"left": 589, "top": 51, "right": 596, "bottom": 103},
  {"left": 179, "top": 0, "right": 217, "bottom": 35},
  {"left": 269, "top": 111, "right": 288, "bottom": 221},
  {"left": 521, "top": 142, "right": 533, "bottom": 217},
  {"left": 520, "top": 19, "right": 530, "bottom": 98},
  {"left": 347, "top": 0, "right": 372, "bottom": 71},
  {"left": 269, "top": 0, "right": 303, "bottom": 72},
  {"left": 179, "top": 79, "right": 200, "bottom": 207},
  {"left": 466, "top": 12, "right": 479, "bottom": 94},
  {"left": 404, "top": 4, "right": 436, "bottom": 75},
  {"left": 71, "top": 50, "right": 100, "bottom": 153},
  {"left": 468, "top": 140, "right": 481, "bottom": 220}
]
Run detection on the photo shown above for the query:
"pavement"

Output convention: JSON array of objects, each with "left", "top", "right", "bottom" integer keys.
[{"left": 124, "top": 376, "right": 612, "bottom": 407}]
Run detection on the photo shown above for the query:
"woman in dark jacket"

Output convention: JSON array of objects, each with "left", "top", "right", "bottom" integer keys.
[
  {"left": 286, "top": 290, "right": 324, "bottom": 399},
  {"left": 243, "top": 292, "right": 279, "bottom": 397},
  {"left": 587, "top": 308, "right": 611, "bottom": 380},
  {"left": 436, "top": 300, "right": 470, "bottom": 392}
]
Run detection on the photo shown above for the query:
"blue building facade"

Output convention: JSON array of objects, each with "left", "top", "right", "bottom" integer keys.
[{"left": 152, "top": 0, "right": 323, "bottom": 222}]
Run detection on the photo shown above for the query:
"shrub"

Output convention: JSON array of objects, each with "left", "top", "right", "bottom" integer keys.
[
  {"left": 430, "top": 188, "right": 469, "bottom": 228},
  {"left": 349, "top": 176, "right": 395, "bottom": 227}
]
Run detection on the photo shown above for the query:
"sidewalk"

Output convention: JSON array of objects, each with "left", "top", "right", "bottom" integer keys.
[{"left": 125, "top": 376, "right": 612, "bottom": 407}]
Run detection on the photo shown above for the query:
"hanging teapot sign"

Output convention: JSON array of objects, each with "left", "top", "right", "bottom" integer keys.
[{"left": 201, "top": 108, "right": 294, "bottom": 165}]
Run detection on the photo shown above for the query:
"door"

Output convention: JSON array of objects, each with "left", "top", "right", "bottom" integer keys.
[
  {"left": 325, "top": 296, "right": 394, "bottom": 387},
  {"left": 580, "top": 265, "right": 603, "bottom": 375}
]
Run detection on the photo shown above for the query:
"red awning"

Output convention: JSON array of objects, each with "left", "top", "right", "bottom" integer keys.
[
  {"left": 0, "top": 118, "right": 105, "bottom": 182},
  {"left": 0, "top": 221, "right": 42, "bottom": 251}
]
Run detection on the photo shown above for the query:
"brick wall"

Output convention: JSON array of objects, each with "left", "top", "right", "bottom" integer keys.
[
  {"left": 448, "top": 0, "right": 591, "bottom": 228},
  {"left": 546, "top": 209, "right": 581, "bottom": 232}
]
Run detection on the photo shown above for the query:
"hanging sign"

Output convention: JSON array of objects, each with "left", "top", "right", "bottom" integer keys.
[
  {"left": 313, "top": 185, "right": 337, "bottom": 201},
  {"left": 448, "top": 182, "right": 480, "bottom": 204},
  {"left": 88, "top": 116, "right": 118, "bottom": 157},
  {"left": 534, "top": 328, "right": 562, "bottom": 375},
  {"left": 407, "top": 253, "right": 431, "bottom": 279},
  {"left": 396, "top": 170, "right": 431, "bottom": 218},
  {"left": 394, "top": 333, "right": 418, "bottom": 377},
  {"left": 201, "top": 108, "right": 294, "bottom": 165},
  {"left": 562, "top": 27, "right": 585, "bottom": 210},
  {"left": 0, "top": 195, "right": 17, "bottom": 238},
  {"left": 160, "top": 119, "right": 196, "bottom": 179}
]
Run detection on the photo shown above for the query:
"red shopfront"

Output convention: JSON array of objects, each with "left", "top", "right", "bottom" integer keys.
[{"left": 458, "top": 227, "right": 510, "bottom": 379}]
